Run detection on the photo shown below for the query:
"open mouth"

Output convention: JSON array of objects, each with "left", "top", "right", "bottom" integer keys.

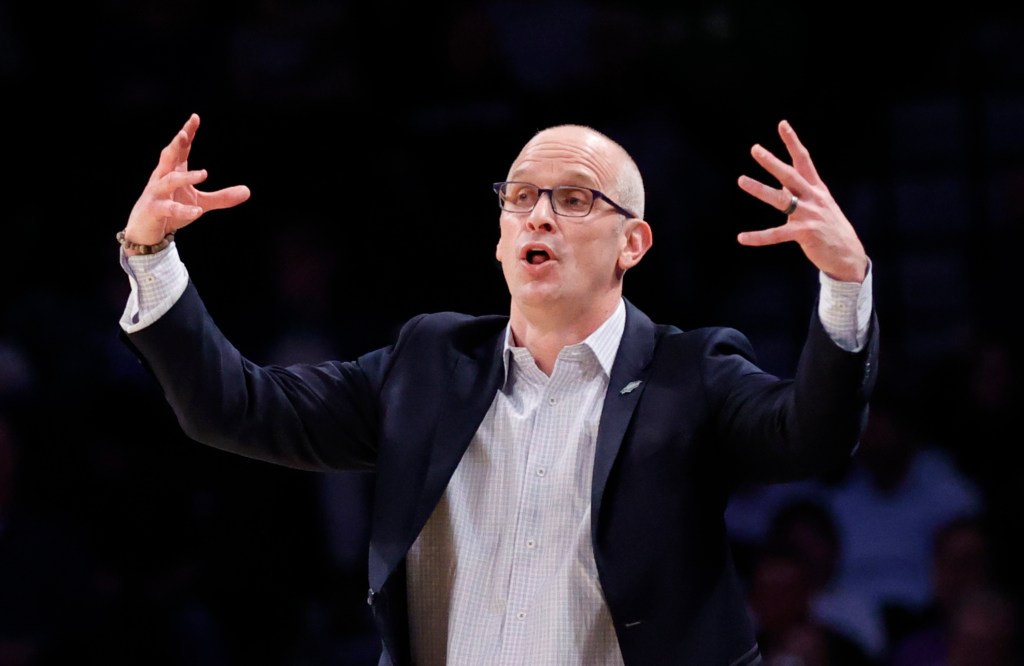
[{"left": 525, "top": 249, "right": 550, "bottom": 264}]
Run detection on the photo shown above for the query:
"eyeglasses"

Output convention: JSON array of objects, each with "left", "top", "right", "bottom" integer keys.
[{"left": 492, "top": 181, "right": 637, "bottom": 219}]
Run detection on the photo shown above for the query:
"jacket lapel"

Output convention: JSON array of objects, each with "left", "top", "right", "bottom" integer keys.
[
  {"left": 591, "top": 299, "right": 658, "bottom": 536},
  {"left": 413, "top": 331, "right": 507, "bottom": 540},
  {"left": 369, "top": 323, "right": 506, "bottom": 593}
]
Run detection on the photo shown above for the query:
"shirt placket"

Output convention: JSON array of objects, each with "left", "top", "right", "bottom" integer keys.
[{"left": 497, "top": 358, "right": 577, "bottom": 666}]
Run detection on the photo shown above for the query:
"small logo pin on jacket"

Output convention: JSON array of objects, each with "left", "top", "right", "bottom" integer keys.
[{"left": 620, "top": 380, "right": 642, "bottom": 394}]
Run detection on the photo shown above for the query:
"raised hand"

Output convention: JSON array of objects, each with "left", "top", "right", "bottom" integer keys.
[
  {"left": 123, "top": 113, "right": 251, "bottom": 251},
  {"left": 736, "top": 120, "right": 868, "bottom": 283}
]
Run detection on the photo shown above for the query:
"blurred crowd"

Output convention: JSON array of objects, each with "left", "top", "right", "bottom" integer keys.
[{"left": 2, "top": 1, "right": 1024, "bottom": 664}]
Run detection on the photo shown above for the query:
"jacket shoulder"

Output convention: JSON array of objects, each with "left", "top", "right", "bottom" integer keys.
[{"left": 392, "top": 311, "right": 508, "bottom": 356}]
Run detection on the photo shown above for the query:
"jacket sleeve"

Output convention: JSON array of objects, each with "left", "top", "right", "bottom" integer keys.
[
  {"left": 121, "top": 280, "right": 389, "bottom": 471},
  {"left": 708, "top": 303, "right": 880, "bottom": 484}
]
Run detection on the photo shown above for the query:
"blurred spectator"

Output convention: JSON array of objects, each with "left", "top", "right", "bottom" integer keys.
[
  {"left": 726, "top": 478, "right": 826, "bottom": 583},
  {"left": 766, "top": 498, "right": 884, "bottom": 662},
  {"left": 920, "top": 331, "right": 1024, "bottom": 605},
  {"left": 767, "top": 619, "right": 868, "bottom": 666},
  {"left": 887, "top": 514, "right": 998, "bottom": 666},
  {"left": 943, "top": 587, "right": 1020, "bottom": 666},
  {"left": 746, "top": 544, "right": 874, "bottom": 666},
  {"left": 821, "top": 397, "right": 985, "bottom": 658},
  {"left": 891, "top": 585, "right": 1024, "bottom": 666}
]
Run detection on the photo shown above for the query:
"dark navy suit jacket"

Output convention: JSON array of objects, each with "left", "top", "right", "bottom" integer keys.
[{"left": 124, "top": 281, "right": 879, "bottom": 666}]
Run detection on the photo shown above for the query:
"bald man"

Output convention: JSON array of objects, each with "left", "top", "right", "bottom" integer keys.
[{"left": 117, "top": 115, "right": 878, "bottom": 665}]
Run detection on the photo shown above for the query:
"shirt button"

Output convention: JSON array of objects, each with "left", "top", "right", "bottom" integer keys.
[
  {"left": 536, "top": 468, "right": 546, "bottom": 477},
  {"left": 526, "top": 539, "right": 536, "bottom": 548},
  {"left": 517, "top": 612, "right": 527, "bottom": 620},
  {"left": 548, "top": 397, "right": 557, "bottom": 405}
]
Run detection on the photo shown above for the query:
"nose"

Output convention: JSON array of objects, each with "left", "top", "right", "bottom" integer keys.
[{"left": 525, "top": 191, "right": 556, "bottom": 231}]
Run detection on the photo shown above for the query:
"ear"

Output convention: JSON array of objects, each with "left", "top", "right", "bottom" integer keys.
[{"left": 617, "top": 218, "right": 653, "bottom": 271}]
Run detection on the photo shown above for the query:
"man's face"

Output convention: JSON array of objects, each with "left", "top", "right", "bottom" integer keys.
[{"left": 494, "top": 127, "right": 638, "bottom": 317}]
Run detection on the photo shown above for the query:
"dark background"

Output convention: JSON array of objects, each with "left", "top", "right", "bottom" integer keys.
[{"left": 2, "top": 1, "right": 1023, "bottom": 664}]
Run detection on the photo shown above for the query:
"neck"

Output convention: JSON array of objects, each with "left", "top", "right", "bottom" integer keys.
[{"left": 508, "top": 295, "right": 621, "bottom": 375}]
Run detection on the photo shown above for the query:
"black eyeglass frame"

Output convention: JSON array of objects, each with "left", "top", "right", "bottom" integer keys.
[{"left": 492, "top": 181, "right": 638, "bottom": 219}]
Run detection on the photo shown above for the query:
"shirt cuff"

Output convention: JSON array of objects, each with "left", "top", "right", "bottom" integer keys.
[
  {"left": 818, "top": 261, "right": 873, "bottom": 352},
  {"left": 118, "top": 241, "right": 189, "bottom": 334}
]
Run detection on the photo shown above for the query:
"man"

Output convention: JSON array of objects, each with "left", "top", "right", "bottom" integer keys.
[{"left": 117, "top": 114, "right": 878, "bottom": 665}]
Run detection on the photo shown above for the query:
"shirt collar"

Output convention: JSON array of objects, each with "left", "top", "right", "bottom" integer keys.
[{"left": 501, "top": 298, "right": 627, "bottom": 382}]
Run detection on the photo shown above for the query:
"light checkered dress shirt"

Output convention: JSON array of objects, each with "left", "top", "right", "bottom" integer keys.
[
  {"left": 120, "top": 244, "right": 872, "bottom": 666},
  {"left": 407, "top": 299, "right": 628, "bottom": 666}
]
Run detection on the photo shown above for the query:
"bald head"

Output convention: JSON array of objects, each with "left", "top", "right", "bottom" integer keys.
[{"left": 515, "top": 125, "right": 646, "bottom": 220}]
